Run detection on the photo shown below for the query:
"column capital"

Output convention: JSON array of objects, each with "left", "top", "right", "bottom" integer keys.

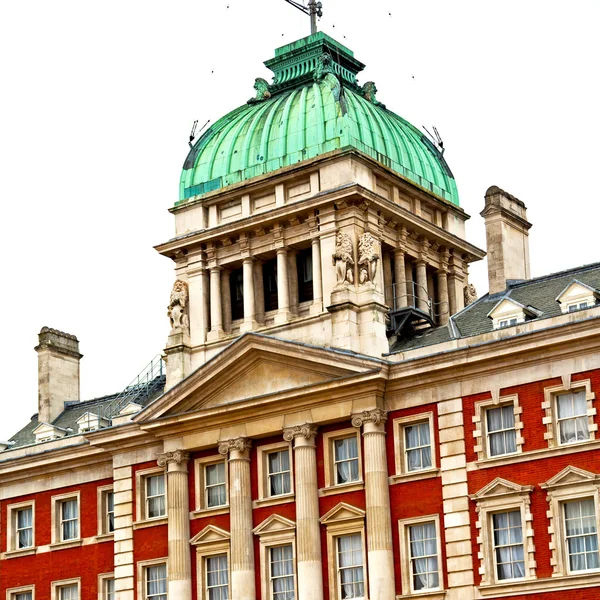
[
  {"left": 157, "top": 450, "right": 190, "bottom": 470},
  {"left": 276, "top": 246, "right": 288, "bottom": 256},
  {"left": 283, "top": 423, "right": 318, "bottom": 443},
  {"left": 351, "top": 408, "right": 388, "bottom": 428},
  {"left": 218, "top": 437, "right": 252, "bottom": 456}
]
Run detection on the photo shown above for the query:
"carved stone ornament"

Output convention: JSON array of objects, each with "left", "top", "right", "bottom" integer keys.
[
  {"left": 283, "top": 423, "right": 318, "bottom": 442},
  {"left": 157, "top": 449, "right": 190, "bottom": 468},
  {"left": 168, "top": 279, "right": 190, "bottom": 334},
  {"left": 332, "top": 231, "right": 355, "bottom": 286},
  {"left": 248, "top": 77, "right": 271, "bottom": 104},
  {"left": 358, "top": 232, "right": 380, "bottom": 285},
  {"left": 464, "top": 283, "right": 478, "bottom": 306},
  {"left": 218, "top": 437, "right": 252, "bottom": 456},
  {"left": 314, "top": 52, "right": 334, "bottom": 81},
  {"left": 361, "top": 81, "right": 385, "bottom": 108},
  {"left": 351, "top": 408, "right": 388, "bottom": 428}
]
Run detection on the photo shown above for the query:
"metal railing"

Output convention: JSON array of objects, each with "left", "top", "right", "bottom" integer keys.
[
  {"left": 385, "top": 281, "right": 449, "bottom": 321},
  {"left": 102, "top": 355, "right": 165, "bottom": 420}
]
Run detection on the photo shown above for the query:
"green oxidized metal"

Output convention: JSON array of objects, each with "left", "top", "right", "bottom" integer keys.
[{"left": 179, "top": 33, "right": 459, "bottom": 206}]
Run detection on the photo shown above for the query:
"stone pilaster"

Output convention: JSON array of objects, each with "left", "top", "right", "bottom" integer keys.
[
  {"left": 218, "top": 438, "right": 255, "bottom": 600},
  {"left": 352, "top": 409, "right": 395, "bottom": 600},
  {"left": 208, "top": 266, "right": 224, "bottom": 340},
  {"left": 275, "top": 248, "right": 291, "bottom": 324},
  {"left": 283, "top": 424, "right": 323, "bottom": 600},
  {"left": 157, "top": 450, "right": 192, "bottom": 600},
  {"left": 310, "top": 236, "right": 323, "bottom": 314},
  {"left": 112, "top": 463, "right": 135, "bottom": 599},
  {"left": 241, "top": 257, "right": 258, "bottom": 332},
  {"left": 438, "top": 398, "right": 474, "bottom": 600}
]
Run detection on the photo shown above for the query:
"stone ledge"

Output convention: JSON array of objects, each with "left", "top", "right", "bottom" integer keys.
[
  {"left": 190, "top": 506, "right": 230, "bottom": 519},
  {"left": 477, "top": 572, "right": 600, "bottom": 597},
  {"left": 132, "top": 517, "right": 168, "bottom": 530},
  {"left": 48, "top": 539, "right": 82, "bottom": 551},
  {"left": 397, "top": 591, "right": 446, "bottom": 599},
  {"left": 3, "top": 547, "right": 37, "bottom": 559},
  {"left": 389, "top": 468, "right": 440, "bottom": 485},
  {"left": 319, "top": 481, "right": 364, "bottom": 497},
  {"left": 252, "top": 494, "right": 295, "bottom": 509}
]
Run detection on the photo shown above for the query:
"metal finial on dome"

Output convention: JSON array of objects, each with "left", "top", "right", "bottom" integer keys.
[{"left": 284, "top": 0, "right": 323, "bottom": 35}]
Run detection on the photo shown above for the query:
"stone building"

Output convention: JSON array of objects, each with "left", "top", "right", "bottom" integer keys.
[{"left": 2, "top": 31, "right": 600, "bottom": 600}]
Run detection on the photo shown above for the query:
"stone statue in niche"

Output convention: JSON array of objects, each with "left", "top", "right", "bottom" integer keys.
[
  {"left": 358, "top": 232, "right": 380, "bottom": 285},
  {"left": 248, "top": 77, "right": 272, "bottom": 104},
  {"left": 332, "top": 231, "right": 354, "bottom": 286},
  {"left": 168, "top": 280, "right": 190, "bottom": 334},
  {"left": 464, "top": 283, "right": 478, "bottom": 306}
]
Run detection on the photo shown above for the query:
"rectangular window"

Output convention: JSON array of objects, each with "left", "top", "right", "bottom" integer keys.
[
  {"left": 13, "top": 593, "right": 33, "bottom": 600},
  {"left": 146, "top": 474, "right": 166, "bottom": 518},
  {"left": 106, "top": 492, "right": 115, "bottom": 533},
  {"left": 557, "top": 391, "right": 589, "bottom": 444},
  {"left": 206, "top": 555, "right": 229, "bottom": 600},
  {"left": 408, "top": 522, "right": 440, "bottom": 591},
  {"left": 205, "top": 463, "right": 227, "bottom": 508},
  {"left": 492, "top": 511, "right": 525, "bottom": 580},
  {"left": 270, "top": 545, "right": 295, "bottom": 600},
  {"left": 564, "top": 498, "right": 599, "bottom": 572},
  {"left": 16, "top": 507, "right": 33, "bottom": 549},
  {"left": 104, "top": 579, "right": 115, "bottom": 600},
  {"left": 405, "top": 422, "right": 432, "bottom": 472},
  {"left": 59, "top": 585, "right": 78, "bottom": 600},
  {"left": 486, "top": 405, "right": 517, "bottom": 457},
  {"left": 146, "top": 564, "right": 167, "bottom": 600},
  {"left": 499, "top": 318, "right": 518, "bottom": 328},
  {"left": 337, "top": 534, "right": 364, "bottom": 599},
  {"left": 268, "top": 450, "right": 291, "bottom": 497},
  {"left": 334, "top": 437, "right": 359, "bottom": 485},
  {"left": 60, "top": 499, "right": 79, "bottom": 541}
]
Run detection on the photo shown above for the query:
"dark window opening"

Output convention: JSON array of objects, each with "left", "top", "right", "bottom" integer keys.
[
  {"left": 230, "top": 268, "right": 244, "bottom": 321},
  {"left": 297, "top": 248, "right": 314, "bottom": 303},
  {"left": 263, "top": 260, "right": 278, "bottom": 312}
]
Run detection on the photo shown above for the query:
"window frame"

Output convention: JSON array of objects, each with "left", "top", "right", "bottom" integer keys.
[
  {"left": 98, "top": 573, "right": 115, "bottom": 600},
  {"left": 398, "top": 514, "right": 444, "bottom": 595},
  {"left": 392, "top": 412, "right": 438, "bottom": 482},
  {"left": 137, "top": 558, "right": 168, "bottom": 600},
  {"left": 51, "top": 579, "right": 80, "bottom": 600},
  {"left": 562, "top": 497, "right": 600, "bottom": 574},
  {"left": 193, "top": 455, "right": 229, "bottom": 516},
  {"left": 135, "top": 467, "right": 167, "bottom": 524},
  {"left": 255, "top": 441, "right": 294, "bottom": 507},
  {"left": 50, "top": 492, "right": 81, "bottom": 548},
  {"left": 322, "top": 429, "right": 364, "bottom": 494},
  {"left": 97, "top": 485, "right": 115, "bottom": 537},
  {"left": 192, "top": 525, "right": 231, "bottom": 600},
  {"left": 6, "top": 585, "right": 35, "bottom": 600},
  {"left": 6, "top": 500, "right": 36, "bottom": 556}
]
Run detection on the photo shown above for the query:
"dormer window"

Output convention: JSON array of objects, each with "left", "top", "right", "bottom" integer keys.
[
  {"left": 487, "top": 298, "right": 540, "bottom": 331},
  {"left": 76, "top": 412, "right": 109, "bottom": 434},
  {"left": 32, "top": 423, "right": 69, "bottom": 444},
  {"left": 556, "top": 280, "right": 599, "bottom": 314},
  {"left": 498, "top": 318, "right": 519, "bottom": 329}
]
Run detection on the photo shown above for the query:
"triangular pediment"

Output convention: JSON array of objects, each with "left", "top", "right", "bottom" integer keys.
[
  {"left": 253, "top": 514, "right": 296, "bottom": 536},
  {"left": 137, "top": 334, "right": 380, "bottom": 421},
  {"left": 556, "top": 280, "right": 599, "bottom": 304},
  {"left": 471, "top": 477, "right": 533, "bottom": 500},
  {"left": 541, "top": 466, "right": 600, "bottom": 490},
  {"left": 190, "top": 524, "right": 230, "bottom": 546},
  {"left": 320, "top": 502, "right": 366, "bottom": 525}
]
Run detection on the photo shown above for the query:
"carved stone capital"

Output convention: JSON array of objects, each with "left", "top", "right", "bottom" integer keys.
[
  {"left": 351, "top": 408, "right": 388, "bottom": 428},
  {"left": 157, "top": 449, "right": 190, "bottom": 469},
  {"left": 218, "top": 437, "right": 252, "bottom": 456},
  {"left": 283, "top": 423, "right": 318, "bottom": 442}
]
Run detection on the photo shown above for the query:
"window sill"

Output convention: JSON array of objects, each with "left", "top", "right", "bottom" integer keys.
[
  {"left": 133, "top": 517, "right": 168, "bottom": 530},
  {"left": 390, "top": 468, "right": 440, "bottom": 485},
  {"left": 49, "top": 539, "right": 82, "bottom": 551},
  {"left": 94, "top": 533, "right": 114, "bottom": 543},
  {"left": 477, "top": 572, "right": 600, "bottom": 597},
  {"left": 4, "top": 547, "right": 37, "bottom": 559},
  {"left": 319, "top": 481, "right": 364, "bottom": 497},
  {"left": 253, "top": 494, "right": 294, "bottom": 509},
  {"left": 191, "top": 506, "right": 229, "bottom": 519},
  {"left": 397, "top": 590, "right": 445, "bottom": 599}
]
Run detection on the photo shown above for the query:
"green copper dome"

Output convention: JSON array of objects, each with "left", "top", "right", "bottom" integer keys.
[{"left": 179, "top": 33, "right": 458, "bottom": 206}]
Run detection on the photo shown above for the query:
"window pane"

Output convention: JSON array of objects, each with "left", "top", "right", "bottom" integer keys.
[
  {"left": 105, "top": 579, "right": 115, "bottom": 600},
  {"left": 15, "top": 593, "right": 32, "bottom": 600},
  {"left": 207, "top": 554, "right": 229, "bottom": 600},
  {"left": 205, "top": 463, "right": 226, "bottom": 508},
  {"left": 492, "top": 510, "right": 525, "bottom": 580},
  {"left": 334, "top": 437, "right": 359, "bottom": 484},
  {"left": 337, "top": 534, "right": 364, "bottom": 599},
  {"left": 268, "top": 450, "right": 291, "bottom": 496},
  {"left": 61, "top": 500, "right": 79, "bottom": 540},
  {"left": 405, "top": 422, "right": 432, "bottom": 471},
  {"left": 147, "top": 564, "right": 167, "bottom": 600},
  {"left": 409, "top": 522, "right": 439, "bottom": 590},
  {"left": 564, "top": 498, "right": 600, "bottom": 572},
  {"left": 271, "top": 545, "right": 295, "bottom": 600},
  {"left": 16, "top": 507, "right": 33, "bottom": 548},
  {"left": 487, "top": 405, "right": 517, "bottom": 457},
  {"left": 147, "top": 475, "right": 166, "bottom": 518},
  {"left": 59, "top": 585, "right": 78, "bottom": 600}
]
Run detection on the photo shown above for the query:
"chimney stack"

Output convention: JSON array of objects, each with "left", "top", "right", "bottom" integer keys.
[
  {"left": 35, "top": 327, "right": 82, "bottom": 423},
  {"left": 481, "top": 186, "right": 532, "bottom": 295}
]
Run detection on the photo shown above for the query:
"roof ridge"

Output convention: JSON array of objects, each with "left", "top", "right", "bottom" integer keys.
[{"left": 510, "top": 261, "right": 600, "bottom": 288}]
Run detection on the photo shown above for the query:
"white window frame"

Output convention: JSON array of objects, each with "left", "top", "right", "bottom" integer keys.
[
  {"left": 6, "top": 585, "right": 35, "bottom": 600},
  {"left": 542, "top": 380, "right": 596, "bottom": 449},
  {"left": 135, "top": 468, "right": 167, "bottom": 524},
  {"left": 398, "top": 514, "right": 444, "bottom": 595},
  {"left": 6, "top": 500, "right": 36, "bottom": 555},
  {"left": 322, "top": 429, "right": 363, "bottom": 494},
  {"left": 193, "top": 456, "right": 229, "bottom": 516},
  {"left": 473, "top": 395, "right": 524, "bottom": 462},
  {"left": 51, "top": 579, "right": 80, "bottom": 600},
  {"left": 97, "top": 485, "right": 115, "bottom": 537},
  {"left": 392, "top": 412, "right": 438, "bottom": 482},
  {"left": 191, "top": 525, "right": 231, "bottom": 600},
  {"left": 98, "top": 573, "right": 115, "bottom": 600},
  {"left": 50, "top": 492, "right": 81, "bottom": 548},
  {"left": 471, "top": 477, "right": 536, "bottom": 586},
  {"left": 255, "top": 441, "right": 294, "bottom": 507},
  {"left": 137, "top": 558, "right": 168, "bottom": 600}
]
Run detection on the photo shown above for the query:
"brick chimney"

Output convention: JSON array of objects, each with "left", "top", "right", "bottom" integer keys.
[
  {"left": 35, "top": 327, "right": 82, "bottom": 423},
  {"left": 481, "top": 186, "right": 532, "bottom": 295}
]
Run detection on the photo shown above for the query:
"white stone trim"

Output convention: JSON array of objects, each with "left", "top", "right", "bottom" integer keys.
[
  {"left": 472, "top": 395, "right": 523, "bottom": 461},
  {"left": 5, "top": 499, "right": 36, "bottom": 554},
  {"left": 134, "top": 467, "right": 167, "bottom": 524},
  {"left": 542, "top": 379, "right": 596, "bottom": 448},
  {"left": 254, "top": 440, "right": 295, "bottom": 507},
  {"left": 321, "top": 428, "right": 364, "bottom": 493},
  {"left": 50, "top": 491, "right": 80, "bottom": 547},
  {"left": 193, "top": 455, "right": 229, "bottom": 515},
  {"left": 192, "top": 525, "right": 231, "bottom": 600},
  {"left": 51, "top": 578, "right": 80, "bottom": 600},
  {"left": 136, "top": 558, "right": 168, "bottom": 600},
  {"left": 96, "top": 484, "right": 114, "bottom": 537},
  {"left": 6, "top": 585, "right": 35, "bottom": 600},
  {"left": 470, "top": 478, "right": 536, "bottom": 585},
  {"left": 392, "top": 412, "right": 438, "bottom": 480},
  {"left": 98, "top": 572, "right": 115, "bottom": 600}
]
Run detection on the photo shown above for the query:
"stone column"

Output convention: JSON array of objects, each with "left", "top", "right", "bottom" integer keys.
[
  {"left": 208, "top": 267, "right": 224, "bottom": 340},
  {"left": 393, "top": 249, "right": 407, "bottom": 309},
  {"left": 415, "top": 260, "right": 429, "bottom": 312},
  {"left": 221, "top": 269, "right": 232, "bottom": 334},
  {"left": 241, "top": 258, "right": 257, "bottom": 332},
  {"left": 218, "top": 438, "right": 255, "bottom": 600},
  {"left": 352, "top": 409, "right": 395, "bottom": 600},
  {"left": 288, "top": 250, "right": 299, "bottom": 315},
  {"left": 283, "top": 424, "right": 323, "bottom": 600},
  {"left": 383, "top": 252, "right": 393, "bottom": 305},
  {"left": 275, "top": 247, "right": 291, "bottom": 324},
  {"left": 310, "top": 237, "right": 323, "bottom": 314},
  {"left": 437, "top": 269, "right": 450, "bottom": 325},
  {"left": 405, "top": 262, "right": 414, "bottom": 307},
  {"left": 157, "top": 450, "right": 192, "bottom": 600},
  {"left": 254, "top": 260, "right": 265, "bottom": 325}
]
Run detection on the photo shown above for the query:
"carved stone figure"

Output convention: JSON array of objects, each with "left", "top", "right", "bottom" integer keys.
[
  {"left": 464, "top": 283, "right": 478, "bottom": 306},
  {"left": 361, "top": 81, "right": 385, "bottom": 108},
  {"left": 168, "top": 280, "right": 190, "bottom": 333},
  {"left": 358, "top": 232, "right": 380, "bottom": 285},
  {"left": 248, "top": 77, "right": 271, "bottom": 104},
  {"left": 314, "top": 52, "right": 334, "bottom": 81},
  {"left": 332, "top": 231, "right": 354, "bottom": 286}
]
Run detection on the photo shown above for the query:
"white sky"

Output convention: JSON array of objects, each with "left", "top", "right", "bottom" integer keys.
[{"left": 1, "top": 0, "right": 599, "bottom": 440}]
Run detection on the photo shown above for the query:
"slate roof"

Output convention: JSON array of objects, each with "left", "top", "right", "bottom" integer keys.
[
  {"left": 391, "top": 262, "right": 600, "bottom": 353},
  {"left": 7, "top": 375, "right": 166, "bottom": 449}
]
